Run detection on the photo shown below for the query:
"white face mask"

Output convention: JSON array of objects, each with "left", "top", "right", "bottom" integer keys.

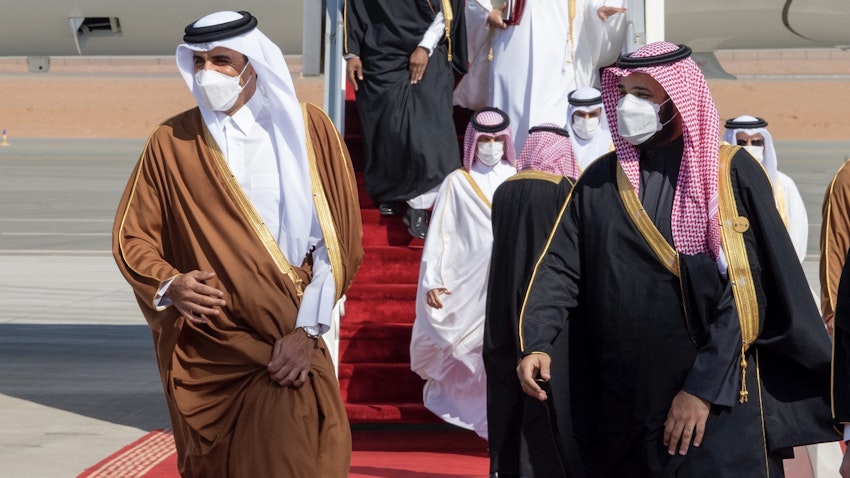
[
  {"left": 616, "top": 94, "right": 673, "bottom": 146},
  {"left": 743, "top": 145, "right": 765, "bottom": 162},
  {"left": 195, "top": 61, "right": 253, "bottom": 112},
  {"left": 476, "top": 140, "right": 505, "bottom": 167},
  {"left": 572, "top": 116, "right": 601, "bottom": 140}
]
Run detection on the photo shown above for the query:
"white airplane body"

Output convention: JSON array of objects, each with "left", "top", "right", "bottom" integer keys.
[
  {"left": 0, "top": 1, "right": 306, "bottom": 57},
  {"left": 0, "top": 1, "right": 847, "bottom": 58},
  {"left": 665, "top": 0, "right": 850, "bottom": 51}
]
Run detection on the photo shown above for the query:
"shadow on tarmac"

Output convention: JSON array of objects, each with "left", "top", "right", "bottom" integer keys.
[{"left": 0, "top": 323, "right": 170, "bottom": 431}]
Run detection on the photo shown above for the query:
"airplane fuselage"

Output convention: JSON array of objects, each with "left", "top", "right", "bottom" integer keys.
[{"left": 0, "top": 1, "right": 847, "bottom": 58}]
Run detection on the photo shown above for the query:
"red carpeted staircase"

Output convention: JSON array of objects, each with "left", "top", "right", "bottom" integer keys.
[
  {"left": 337, "top": 88, "right": 437, "bottom": 423},
  {"left": 338, "top": 197, "right": 438, "bottom": 423},
  {"left": 338, "top": 82, "right": 471, "bottom": 423},
  {"left": 338, "top": 84, "right": 473, "bottom": 424}
]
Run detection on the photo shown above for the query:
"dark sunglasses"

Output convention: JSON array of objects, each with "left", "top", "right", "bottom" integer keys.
[{"left": 736, "top": 139, "right": 764, "bottom": 147}]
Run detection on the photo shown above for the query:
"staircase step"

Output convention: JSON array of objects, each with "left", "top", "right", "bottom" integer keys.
[
  {"left": 345, "top": 283, "right": 417, "bottom": 325},
  {"left": 355, "top": 246, "right": 422, "bottom": 284},
  {"left": 339, "top": 362, "right": 425, "bottom": 404},
  {"left": 336, "top": 96, "right": 470, "bottom": 424},
  {"left": 360, "top": 209, "right": 423, "bottom": 247},
  {"left": 338, "top": 323, "right": 413, "bottom": 363},
  {"left": 346, "top": 402, "right": 439, "bottom": 424}
]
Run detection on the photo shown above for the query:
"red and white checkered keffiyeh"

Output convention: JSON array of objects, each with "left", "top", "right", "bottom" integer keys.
[
  {"left": 601, "top": 41, "right": 721, "bottom": 259},
  {"left": 517, "top": 124, "right": 580, "bottom": 179},
  {"left": 463, "top": 108, "right": 517, "bottom": 171}
]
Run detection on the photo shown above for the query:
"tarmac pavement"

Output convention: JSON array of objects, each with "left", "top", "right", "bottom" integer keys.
[{"left": 0, "top": 139, "right": 167, "bottom": 477}]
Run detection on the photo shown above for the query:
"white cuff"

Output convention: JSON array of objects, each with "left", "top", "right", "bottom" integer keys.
[
  {"left": 153, "top": 277, "right": 176, "bottom": 311},
  {"left": 419, "top": 11, "right": 445, "bottom": 57}
]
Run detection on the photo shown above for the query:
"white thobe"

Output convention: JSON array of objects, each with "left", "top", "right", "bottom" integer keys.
[
  {"left": 484, "top": 0, "right": 626, "bottom": 153},
  {"left": 453, "top": 1, "right": 494, "bottom": 110},
  {"left": 570, "top": 123, "right": 614, "bottom": 172},
  {"left": 409, "top": 160, "right": 515, "bottom": 438},
  {"left": 775, "top": 171, "right": 809, "bottom": 263}
]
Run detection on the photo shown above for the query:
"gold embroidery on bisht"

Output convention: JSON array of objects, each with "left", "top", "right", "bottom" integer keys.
[{"left": 718, "top": 144, "right": 759, "bottom": 403}]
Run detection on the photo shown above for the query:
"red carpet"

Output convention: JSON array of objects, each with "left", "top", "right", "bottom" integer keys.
[
  {"left": 338, "top": 173, "right": 434, "bottom": 423},
  {"left": 349, "top": 427, "right": 489, "bottom": 478},
  {"left": 339, "top": 81, "right": 472, "bottom": 423},
  {"left": 78, "top": 430, "right": 177, "bottom": 478},
  {"left": 338, "top": 86, "right": 438, "bottom": 424},
  {"left": 78, "top": 427, "right": 489, "bottom": 478}
]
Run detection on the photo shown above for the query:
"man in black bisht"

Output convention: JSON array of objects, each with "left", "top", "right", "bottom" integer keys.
[
  {"left": 485, "top": 124, "right": 581, "bottom": 478},
  {"left": 517, "top": 41, "right": 837, "bottom": 477},
  {"left": 344, "top": 0, "right": 466, "bottom": 239}
]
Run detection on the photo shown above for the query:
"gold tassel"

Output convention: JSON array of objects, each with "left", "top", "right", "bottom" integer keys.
[
  {"left": 442, "top": 0, "right": 454, "bottom": 62},
  {"left": 739, "top": 346, "right": 749, "bottom": 403},
  {"left": 568, "top": 0, "right": 576, "bottom": 47}
]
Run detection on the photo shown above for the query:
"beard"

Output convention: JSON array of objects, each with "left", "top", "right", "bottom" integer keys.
[{"left": 637, "top": 100, "right": 682, "bottom": 151}]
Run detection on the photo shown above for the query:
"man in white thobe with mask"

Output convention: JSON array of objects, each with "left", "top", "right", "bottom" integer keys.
[
  {"left": 723, "top": 115, "right": 808, "bottom": 263},
  {"left": 410, "top": 107, "right": 517, "bottom": 439},
  {"left": 566, "top": 86, "right": 614, "bottom": 171},
  {"left": 480, "top": 0, "right": 627, "bottom": 153}
]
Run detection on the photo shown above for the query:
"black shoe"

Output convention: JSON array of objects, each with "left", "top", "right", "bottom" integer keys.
[
  {"left": 402, "top": 208, "right": 428, "bottom": 239},
  {"left": 378, "top": 201, "right": 402, "bottom": 216}
]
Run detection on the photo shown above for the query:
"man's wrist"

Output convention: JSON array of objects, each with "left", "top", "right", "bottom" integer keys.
[{"left": 300, "top": 325, "right": 321, "bottom": 340}]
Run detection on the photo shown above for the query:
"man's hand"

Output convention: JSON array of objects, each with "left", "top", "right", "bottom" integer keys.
[
  {"left": 840, "top": 446, "right": 850, "bottom": 477},
  {"left": 486, "top": 4, "right": 508, "bottom": 30},
  {"left": 268, "top": 328, "right": 315, "bottom": 388},
  {"left": 598, "top": 6, "right": 627, "bottom": 21},
  {"left": 426, "top": 288, "right": 451, "bottom": 309},
  {"left": 166, "top": 271, "right": 226, "bottom": 325},
  {"left": 663, "top": 390, "right": 710, "bottom": 456},
  {"left": 346, "top": 57, "right": 364, "bottom": 92},
  {"left": 409, "top": 47, "right": 429, "bottom": 85},
  {"left": 517, "top": 353, "right": 551, "bottom": 401}
]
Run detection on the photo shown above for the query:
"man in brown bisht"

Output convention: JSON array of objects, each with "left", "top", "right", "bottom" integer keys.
[
  {"left": 112, "top": 10, "right": 362, "bottom": 477},
  {"left": 820, "top": 157, "right": 850, "bottom": 335}
]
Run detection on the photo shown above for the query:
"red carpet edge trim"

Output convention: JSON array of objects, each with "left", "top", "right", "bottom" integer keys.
[{"left": 78, "top": 429, "right": 175, "bottom": 478}]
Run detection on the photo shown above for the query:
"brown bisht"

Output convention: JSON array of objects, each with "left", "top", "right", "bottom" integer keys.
[{"left": 112, "top": 103, "right": 362, "bottom": 477}]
